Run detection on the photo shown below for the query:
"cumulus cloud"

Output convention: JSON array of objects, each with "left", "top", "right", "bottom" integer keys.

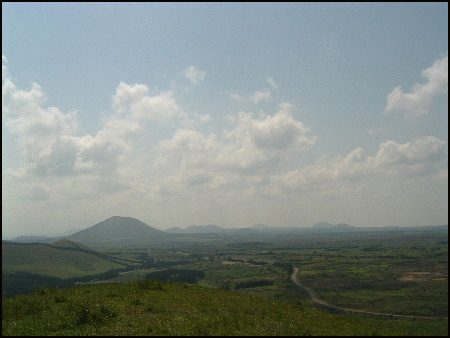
[
  {"left": 384, "top": 53, "right": 448, "bottom": 116},
  {"left": 230, "top": 77, "right": 278, "bottom": 105},
  {"left": 2, "top": 77, "right": 124, "bottom": 178},
  {"left": 184, "top": 65, "right": 206, "bottom": 84},
  {"left": 2, "top": 71, "right": 81, "bottom": 177},
  {"left": 112, "top": 82, "right": 180, "bottom": 121},
  {"left": 154, "top": 103, "right": 317, "bottom": 194},
  {"left": 277, "top": 136, "right": 447, "bottom": 192},
  {"left": 4, "top": 54, "right": 447, "bottom": 216},
  {"left": 153, "top": 126, "right": 446, "bottom": 199},
  {"left": 225, "top": 103, "right": 316, "bottom": 154},
  {"left": 374, "top": 136, "right": 446, "bottom": 176},
  {"left": 2, "top": 60, "right": 181, "bottom": 188}
]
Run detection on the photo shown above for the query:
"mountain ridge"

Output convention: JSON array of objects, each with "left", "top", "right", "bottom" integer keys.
[{"left": 9, "top": 216, "right": 448, "bottom": 244}]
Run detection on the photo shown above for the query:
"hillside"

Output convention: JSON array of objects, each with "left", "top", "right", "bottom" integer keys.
[
  {"left": 67, "top": 216, "right": 165, "bottom": 245},
  {"left": 10, "top": 235, "right": 63, "bottom": 244},
  {"left": 2, "top": 242, "right": 127, "bottom": 279},
  {"left": 50, "top": 239, "right": 96, "bottom": 251},
  {"left": 2, "top": 280, "right": 447, "bottom": 336}
]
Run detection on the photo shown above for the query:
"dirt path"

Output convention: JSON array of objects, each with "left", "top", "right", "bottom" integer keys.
[{"left": 291, "top": 267, "right": 447, "bottom": 320}]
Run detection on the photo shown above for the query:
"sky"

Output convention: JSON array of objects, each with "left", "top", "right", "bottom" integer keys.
[{"left": 2, "top": 2, "right": 448, "bottom": 238}]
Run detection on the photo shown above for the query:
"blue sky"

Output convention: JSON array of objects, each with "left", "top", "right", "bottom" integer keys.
[{"left": 2, "top": 2, "right": 448, "bottom": 238}]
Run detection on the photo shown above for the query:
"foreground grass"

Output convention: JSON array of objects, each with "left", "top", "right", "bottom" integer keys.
[{"left": 2, "top": 280, "right": 447, "bottom": 336}]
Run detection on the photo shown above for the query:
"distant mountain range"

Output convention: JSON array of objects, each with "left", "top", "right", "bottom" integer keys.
[
  {"left": 165, "top": 224, "right": 228, "bottom": 234},
  {"left": 165, "top": 223, "right": 274, "bottom": 234},
  {"left": 10, "top": 216, "right": 448, "bottom": 245},
  {"left": 166, "top": 222, "right": 356, "bottom": 234},
  {"left": 312, "top": 222, "right": 355, "bottom": 230}
]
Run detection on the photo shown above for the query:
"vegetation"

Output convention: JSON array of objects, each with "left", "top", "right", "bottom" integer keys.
[
  {"left": 1, "top": 241, "right": 137, "bottom": 297},
  {"left": 2, "top": 280, "right": 448, "bottom": 336},
  {"left": 102, "top": 229, "right": 447, "bottom": 320},
  {"left": 145, "top": 269, "right": 205, "bottom": 284},
  {"left": 2, "top": 225, "right": 447, "bottom": 335},
  {"left": 2, "top": 242, "right": 128, "bottom": 279}
]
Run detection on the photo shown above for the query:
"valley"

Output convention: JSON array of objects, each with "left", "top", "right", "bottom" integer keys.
[{"left": 2, "top": 216, "right": 448, "bottom": 335}]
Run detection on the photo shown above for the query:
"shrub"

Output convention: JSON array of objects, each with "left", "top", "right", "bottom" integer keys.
[
  {"left": 134, "top": 279, "right": 164, "bottom": 291},
  {"left": 53, "top": 295, "right": 66, "bottom": 303},
  {"left": 145, "top": 269, "right": 205, "bottom": 284},
  {"left": 130, "top": 299, "right": 142, "bottom": 306},
  {"left": 74, "top": 303, "right": 116, "bottom": 326},
  {"left": 234, "top": 279, "right": 274, "bottom": 290}
]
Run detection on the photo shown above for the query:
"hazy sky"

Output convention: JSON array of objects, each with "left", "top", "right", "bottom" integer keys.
[{"left": 2, "top": 3, "right": 448, "bottom": 238}]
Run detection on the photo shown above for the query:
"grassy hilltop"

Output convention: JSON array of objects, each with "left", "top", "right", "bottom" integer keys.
[{"left": 2, "top": 280, "right": 448, "bottom": 336}]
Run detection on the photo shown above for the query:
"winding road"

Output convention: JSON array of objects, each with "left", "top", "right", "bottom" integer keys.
[{"left": 291, "top": 267, "right": 447, "bottom": 320}]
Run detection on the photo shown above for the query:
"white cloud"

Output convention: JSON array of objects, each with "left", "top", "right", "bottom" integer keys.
[
  {"left": 1, "top": 63, "right": 181, "bottom": 188},
  {"left": 277, "top": 136, "right": 447, "bottom": 193},
  {"left": 2, "top": 73, "right": 81, "bottom": 177},
  {"left": 225, "top": 103, "right": 316, "bottom": 154},
  {"left": 77, "top": 133, "right": 128, "bottom": 173},
  {"left": 249, "top": 90, "right": 271, "bottom": 104},
  {"left": 231, "top": 89, "right": 271, "bottom": 104},
  {"left": 184, "top": 65, "right": 206, "bottom": 84},
  {"left": 266, "top": 77, "right": 278, "bottom": 90},
  {"left": 229, "top": 92, "right": 245, "bottom": 102},
  {"left": 3, "top": 53, "right": 447, "bottom": 234},
  {"left": 384, "top": 53, "right": 448, "bottom": 116},
  {"left": 112, "top": 82, "right": 180, "bottom": 121},
  {"left": 230, "top": 78, "right": 278, "bottom": 105},
  {"left": 194, "top": 112, "right": 212, "bottom": 123},
  {"left": 2, "top": 55, "right": 8, "bottom": 80},
  {"left": 153, "top": 103, "right": 317, "bottom": 194},
  {"left": 374, "top": 136, "right": 446, "bottom": 176},
  {"left": 152, "top": 133, "right": 446, "bottom": 204}
]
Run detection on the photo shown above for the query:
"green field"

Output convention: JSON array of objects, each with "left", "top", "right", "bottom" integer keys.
[
  {"left": 101, "top": 230, "right": 448, "bottom": 320},
  {"left": 2, "top": 229, "right": 447, "bottom": 335},
  {"left": 2, "top": 280, "right": 448, "bottom": 336}
]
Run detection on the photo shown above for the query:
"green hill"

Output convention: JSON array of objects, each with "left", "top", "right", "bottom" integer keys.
[
  {"left": 50, "top": 239, "right": 96, "bottom": 251},
  {"left": 8, "top": 235, "right": 61, "bottom": 244},
  {"left": 67, "top": 216, "right": 165, "bottom": 245},
  {"left": 2, "top": 240, "right": 133, "bottom": 297},
  {"left": 2, "top": 242, "right": 126, "bottom": 279},
  {"left": 2, "top": 280, "right": 447, "bottom": 336}
]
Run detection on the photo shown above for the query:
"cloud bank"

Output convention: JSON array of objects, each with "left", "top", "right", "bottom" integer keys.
[{"left": 2, "top": 56, "right": 447, "bottom": 231}]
